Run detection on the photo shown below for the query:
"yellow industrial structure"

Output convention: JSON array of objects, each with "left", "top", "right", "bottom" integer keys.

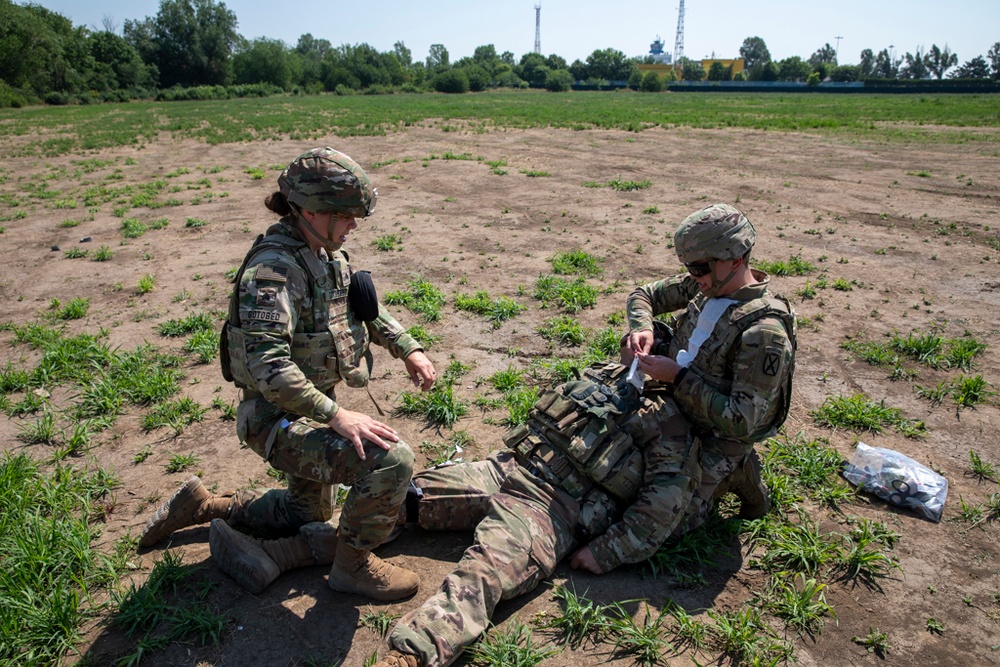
[{"left": 637, "top": 58, "right": 745, "bottom": 81}]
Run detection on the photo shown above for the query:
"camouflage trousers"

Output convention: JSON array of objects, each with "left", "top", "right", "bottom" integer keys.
[
  {"left": 674, "top": 436, "right": 752, "bottom": 535},
  {"left": 387, "top": 391, "right": 712, "bottom": 667},
  {"left": 229, "top": 394, "right": 413, "bottom": 551},
  {"left": 389, "top": 451, "right": 579, "bottom": 667}
]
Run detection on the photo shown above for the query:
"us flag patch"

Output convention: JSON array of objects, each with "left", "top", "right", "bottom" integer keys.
[{"left": 255, "top": 265, "right": 287, "bottom": 283}]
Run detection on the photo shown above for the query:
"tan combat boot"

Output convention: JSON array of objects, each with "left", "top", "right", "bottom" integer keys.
[
  {"left": 327, "top": 542, "right": 419, "bottom": 601},
  {"left": 372, "top": 651, "right": 422, "bottom": 667},
  {"left": 140, "top": 477, "right": 232, "bottom": 547},
  {"left": 209, "top": 520, "right": 324, "bottom": 594},
  {"left": 728, "top": 449, "right": 771, "bottom": 520}
]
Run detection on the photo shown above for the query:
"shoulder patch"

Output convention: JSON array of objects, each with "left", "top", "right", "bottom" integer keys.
[
  {"left": 254, "top": 265, "right": 288, "bottom": 283},
  {"left": 761, "top": 346, "right": 783, "bottom": 377}
]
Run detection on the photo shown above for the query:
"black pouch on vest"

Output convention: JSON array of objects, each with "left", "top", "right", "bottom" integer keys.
[{"left": 349, "top": 270, "right": 379, "bottom": 322}]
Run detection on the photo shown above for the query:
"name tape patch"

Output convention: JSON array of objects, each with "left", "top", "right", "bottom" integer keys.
[{"left": 246, "top": 309, "right": 289, "bottom": 324}]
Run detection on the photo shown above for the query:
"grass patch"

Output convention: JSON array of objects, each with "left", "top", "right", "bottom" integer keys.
[
  {"left": 142, "top": 397, "right": 208, "bottom": 434},
  {"left": 110, "top": 549, "right": 228, "bottom": 663},
  {"left": 6, "top": 94, "right": 1000, "bottom": 159},
  {"left": 549, "top": 249, "right": 603, "bottom": 277},
  {"left": 811, "top": 393, "right": 926, "bottom": 438},
  {"left": 396, "top": 382, "right": 467, "bottom": 427},
  {"left": 752, "top": 254, "right": 815, "bottom": 276},
  {"left": 372, "top": 233, "right": 403, "bottom": 251},
  {"left": 183, "top": 329, "right": 219, "bottom": 364},
  {"left": 852, "top": 627, "right": 892, "bottom": 657},
  {"left": 384, "top": 276, "right": 445, "bottom": 323},
  {"left": 405, "top": 324, "right": 442, "bottom": 349},
  {"left": 469, "top": 617, "right": 557, "bottom": 667},
  {"left": 1, "top": 453, "right": 119, "bottom": 666},
  {"left": 537, "top": 315, "right": 586, "bottom": 347},
  {"left": 888, "top": 330, "right": 987, "bottom": 369},
  {"left": 763, "top": 433, "right": 853, "bottom": 508},
  {"left": 137, "top": 274, "right": 156, "bottom": 294},
  {"left": 533, "top": 275, "right": 599, "bottom": 313},
  {"left": 157, "top": 311, "right": 217, "bottom": 336},
  {"left": 51, "top": 297, "right": 90, "bottom": 320},
  {"left": 453, "top": 290, "right": 525, "bottom": 327},
  {"left": 607, "top": 177, "right": 652, "bottom": 191},
  {"left": 120, "top": 217, "right": 147, "bottom": 238}
]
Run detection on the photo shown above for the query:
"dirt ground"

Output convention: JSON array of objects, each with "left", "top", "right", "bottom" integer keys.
[{"left": 1, "top": 120, "right": 999, "bottom": 667}]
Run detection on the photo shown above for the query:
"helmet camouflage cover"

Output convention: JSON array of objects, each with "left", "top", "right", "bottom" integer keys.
[
  {"left": 673, "top": 203, "right": 756, "bottom": 264},
  {"left": 278, "top": 147, "right": 377, "bottom": 217}
]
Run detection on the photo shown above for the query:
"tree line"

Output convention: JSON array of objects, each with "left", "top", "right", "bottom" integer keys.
[{"left": 2, "top": 0, "right": 998, "bottom": 108}]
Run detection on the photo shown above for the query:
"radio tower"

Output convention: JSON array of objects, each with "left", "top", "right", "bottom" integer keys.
[
  {"left": 672, "top": 0, "right": 685, "bottom": 68},
  {"left": 534, "top": 4, "right": 542, "bottom": 54}
]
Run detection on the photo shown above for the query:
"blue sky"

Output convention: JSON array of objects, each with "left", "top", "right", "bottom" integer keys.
[{"left": 32, "top": 0, "right": 999, "bottom": 66}]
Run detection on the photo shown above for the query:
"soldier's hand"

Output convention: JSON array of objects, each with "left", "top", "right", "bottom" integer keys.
[
  {"left": 328, "top": 408, "right": 399, "bottom": 460},
  {"left": 635, "top": 352, "right": 681, "bottom": 383},
  {"left": 628, "top": 330, "right": 654, "bottom": 355},
  {"left": 569, "top": 546, "right": 604, "bottom": 574},
  {"left": 403, "top": 351, "right": 436, "bottom": 392}
]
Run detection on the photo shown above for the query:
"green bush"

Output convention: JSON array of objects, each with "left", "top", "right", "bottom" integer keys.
[
  {"left": 433, "top": 70, "right": 470, "bottom": 94},
  {"left": 640, "top": 71, "right": 664, "bottom": 93},
  {"left": 545, "top": 69, "right": 574, "bottom": 92}
]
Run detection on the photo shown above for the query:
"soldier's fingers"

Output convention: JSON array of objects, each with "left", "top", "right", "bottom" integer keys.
[
  {"left": 369, "top": 421, "right": 399, "bottom": 439},
  {"left": 364, "top": 433, "right": 392, "bottom": 451},
  {"left": 352, "top": 436, "right": 367, "bottom": 461}
]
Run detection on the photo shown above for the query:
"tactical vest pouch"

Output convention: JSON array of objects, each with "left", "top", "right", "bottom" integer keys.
[
  {"left": 225, "top": 325, "right": 256, "bottom": 388},
  {"left": 600, "top": 448, "right": 644, "bottom": 501},
  {"left": 219, "top": 321, "right": 234, "bottom": 383},
  {"left": 291, "top": 331, "right": 338, "bottom": 385},
  {"left": 326, "top": 288, "right": 371, "bottom": 388},
  {"left": 505, "top": 361, "right": 645, "bottom": 505}
]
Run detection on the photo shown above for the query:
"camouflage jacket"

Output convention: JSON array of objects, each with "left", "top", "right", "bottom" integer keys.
[
  {"left": 233, "top": 220, "right": 421, "bottom": 423},
  {"left": 626, "top": 270, "right": 796, "bottom": 443}
]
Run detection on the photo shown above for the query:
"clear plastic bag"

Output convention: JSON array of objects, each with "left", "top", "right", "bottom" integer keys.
[{"left": 842, "top": 442, "right": 948, "bottom": 522}]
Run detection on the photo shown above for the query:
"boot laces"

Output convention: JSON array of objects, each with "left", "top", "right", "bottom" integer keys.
[{"left": 362, "top": 554, "right": 395, "bottom": 582}]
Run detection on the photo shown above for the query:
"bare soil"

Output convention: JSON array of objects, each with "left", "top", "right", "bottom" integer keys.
[{"left": 1, "top": 122, "right": 999, "bottom": 667}]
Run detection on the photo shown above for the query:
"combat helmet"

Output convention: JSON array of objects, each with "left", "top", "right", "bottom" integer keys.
[
  {"left": 673, "top": 203, "right": 756, "bottom": 264},
  {"left": 278, "top": 147, "right": 377, "bottom": 217}
]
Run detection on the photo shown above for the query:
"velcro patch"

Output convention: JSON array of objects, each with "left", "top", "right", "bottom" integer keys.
[
  {"left": 254, "top": 265, "right": 287, "bottom": 283},
  {"left": 256, "top": 287, "right": 278, "bottom": 307},
  {"left": 246, "top": 309, "right": 289, "bottom": 324},
  {"left": 761, "top": 346, "right": 783, "bottom": 377}
]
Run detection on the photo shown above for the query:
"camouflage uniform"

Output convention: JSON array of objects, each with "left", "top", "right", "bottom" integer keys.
[
  {"left": 226, "top": 218, "right": 423, "bottom": 551},
  {"left": 628, "top": 275, "right": 795, "bottom": 533},
  {"left": 387, "top": 386, "right": 699, "bottom": 667}
]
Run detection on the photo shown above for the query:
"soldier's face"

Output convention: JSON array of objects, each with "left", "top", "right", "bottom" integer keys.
[
  {"left": 329, "top": 212, "right": 357, "bottom": 245},
  {"left": 311, "top": 211, "right": 357, "bottom": 245},
  {"left": 692, "top": 258, "right": 736, "bottom": 294}
]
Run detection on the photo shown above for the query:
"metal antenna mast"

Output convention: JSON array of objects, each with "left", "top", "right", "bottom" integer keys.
[
  {"left": 534, "top": 4, "right": 542, "bottom": 54},
  {"left": 834, "top": 35, "right": 843, "bottom": 61},
  {"left": 673, "top": 0, "right": 685, "bottom": 67}
]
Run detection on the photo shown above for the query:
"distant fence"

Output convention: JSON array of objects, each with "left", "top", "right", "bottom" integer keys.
[
  {"left": 666, "top": 80, "right": 1000, "bottom": 94},
  {"left": 569, "top": 79, "right": 1000, "bottom": 94}
]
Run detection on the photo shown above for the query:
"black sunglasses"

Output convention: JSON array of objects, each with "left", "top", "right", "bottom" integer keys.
[{"left": 684, "top": 260, "right": 716, "bottom": 277}]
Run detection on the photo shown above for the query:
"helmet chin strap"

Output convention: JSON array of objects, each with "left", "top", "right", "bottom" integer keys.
[
  {"left": 702, "top": 261, "right": 740, "bottom": 298},
  {"left": 296, "top": 213, "right": 343, "bottom": 253}
]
